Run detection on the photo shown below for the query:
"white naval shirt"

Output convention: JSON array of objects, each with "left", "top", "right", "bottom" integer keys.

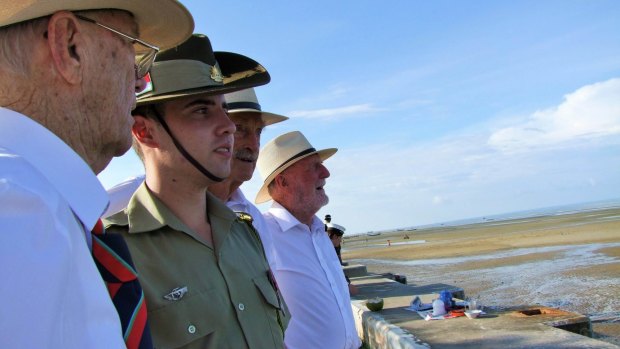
[
  {"left": 0, "top": 108, "right": 125, "bottom": 348},
  {"left": 264, "top": 202, "right": 361, "bottom": 349}
]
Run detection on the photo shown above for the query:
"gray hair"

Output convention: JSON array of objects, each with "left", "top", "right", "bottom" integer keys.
[{"left": 0, "top": 17, "right": 49, "bottom": 76}]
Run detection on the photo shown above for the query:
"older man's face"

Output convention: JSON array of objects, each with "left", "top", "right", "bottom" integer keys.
[
  {"left": 79, "top": 11, "right": 144, "bottom": 168},
  {"left": 281, "top": 154, "right": 331, "bottom": 215},
  {"left": 229, "top": 112, "right": 265, "bottom": 183}
]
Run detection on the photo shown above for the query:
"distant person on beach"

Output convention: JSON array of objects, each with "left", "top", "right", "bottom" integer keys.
[
  {"left": 104, "top": 34, "right": 288, "bottom": 348},
  {"left": 327, "top": 222, "right": 359, "bottom": 295},
  {"left": 0, "top": 1, "right": 192, "bottom": 347},
  {"left": 256, "top": 131, "right": 361, "bottom": 349},
  {"left": 324, "top": 214, "right": 332, "bottom": 231},
  {"left": 327, "top": 223, "right": 347, "bottom": 264}
]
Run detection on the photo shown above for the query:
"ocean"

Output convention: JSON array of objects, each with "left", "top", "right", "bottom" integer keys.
[{"left": 406, "top": 197, "right": 620, "bottom": 231}]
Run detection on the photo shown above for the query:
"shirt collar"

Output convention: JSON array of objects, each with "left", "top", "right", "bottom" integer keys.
[
  {"left": 227, "top": 188, "right": 248, "bottom": 208},
  {"left": 269, "top": 201, "right": 324, "bottom": 234},
  {"left": 125, "top": 182, "right": 183, "bottom": 234},
  {"left": 124, "top": 182, "right": 237, "bottom": 247},
  {"left": 0, "top": 108, "right": 108, "bottom": 230}
]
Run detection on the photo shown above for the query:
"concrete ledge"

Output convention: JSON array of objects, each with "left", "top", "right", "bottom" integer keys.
[
  {"left": 344, "top": 264, "right": 368, "bottom": 278},
  {"left": 351, "top": 301, "right": 430, "bottom": 349},
  {"left": 349, "top": 275, "right": 619, "bottom": 348}
]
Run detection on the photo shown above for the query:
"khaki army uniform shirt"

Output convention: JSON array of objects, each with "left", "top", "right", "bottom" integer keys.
[{"left": 105, "top": 183, "right": 288, "bottom": 349}]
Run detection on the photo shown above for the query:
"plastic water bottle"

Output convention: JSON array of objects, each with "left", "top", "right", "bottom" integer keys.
[{"left": 432, "top": 299, "right": 446, "bottom": 316}]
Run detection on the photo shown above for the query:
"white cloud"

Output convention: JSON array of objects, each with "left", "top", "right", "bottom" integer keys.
[
  {"left": 488, "top": 78, "right": 620, "bottom": 152},
  {"left": 288, "top": 103, "right": 380, "bottom": 120}
]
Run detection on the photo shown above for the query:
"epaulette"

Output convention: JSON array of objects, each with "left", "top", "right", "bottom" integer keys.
[
  {"left": 234, "top": 211, "right": 264, "bottom": 252},
  {"left": 235, "top": 211, "right": 254, "bottom": 223}
]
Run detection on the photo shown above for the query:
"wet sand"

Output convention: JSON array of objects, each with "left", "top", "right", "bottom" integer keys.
[{"left": 342, "top": 207, "right": 620, "bottom": 345}]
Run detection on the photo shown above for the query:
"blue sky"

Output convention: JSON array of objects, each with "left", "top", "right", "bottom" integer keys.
[{"left": 98, "top": 0, "right": 620, "bottom": 234}]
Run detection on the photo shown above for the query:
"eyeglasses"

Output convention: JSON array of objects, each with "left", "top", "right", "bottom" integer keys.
[{"left": 74, "top": 14, "right": 159, "bottom": 79}]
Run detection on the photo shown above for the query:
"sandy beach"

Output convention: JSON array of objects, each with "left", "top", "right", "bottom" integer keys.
[{"left": 342, "top": 206, "right": 620, "bottom": 345}]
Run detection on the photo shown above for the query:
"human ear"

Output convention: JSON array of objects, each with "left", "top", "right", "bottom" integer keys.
[
  {"left": 46, "top": 11, "right": 84, "bottom": 85},
  {"left": 274, "top": 174, "right": 287, "bottom": 188},
  {"left": 132, "top": 115, "right": 159, "bottom": 148}
]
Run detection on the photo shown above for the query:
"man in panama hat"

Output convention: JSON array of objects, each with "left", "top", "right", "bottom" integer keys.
[
  {"left": 0, "top": 1, "right": 193, "bottom": 347},
  {"left": 105, "top": 34, "right": 288, "bottom": 348},
  {"left": 257, "top": 131, "right": 361, "bottom": 349}
]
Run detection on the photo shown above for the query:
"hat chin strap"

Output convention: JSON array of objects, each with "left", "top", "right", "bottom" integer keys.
[{"left": 151, "top": 106, "right": 226, "bottom": 183}]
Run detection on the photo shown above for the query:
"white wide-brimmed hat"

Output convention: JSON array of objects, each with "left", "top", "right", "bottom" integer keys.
[
  {"left": 0, "top": 0, "right": 194, "bottom": 51},
  {"left": 225, "top": 88, "right": 288, "bottom": 126},
  {"left": 255, "top": 131, "right": 337, "bottom": 204},
  {"left": 326, "top": 223, "right": 346, "bottom": 235}
]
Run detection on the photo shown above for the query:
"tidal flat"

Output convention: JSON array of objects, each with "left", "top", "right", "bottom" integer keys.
[{"left": 343, "top": 207, "right": 620, "bottom": 345}]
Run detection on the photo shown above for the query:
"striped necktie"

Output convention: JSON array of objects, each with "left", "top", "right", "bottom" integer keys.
[{"left": 92, "top": 219, "right": 153, "bottom": 349}]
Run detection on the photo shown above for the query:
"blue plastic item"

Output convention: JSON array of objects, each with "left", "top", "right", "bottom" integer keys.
[{"left": 439, "top": 290, "right": 453, "bottom": 308}]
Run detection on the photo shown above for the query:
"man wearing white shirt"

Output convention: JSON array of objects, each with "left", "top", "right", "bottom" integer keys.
[
  {"left": 256, "top": 131, "right": 361, "bottom": 349},
  {"left": 0, "top": 1, "right": 193, "bottom": 347}
]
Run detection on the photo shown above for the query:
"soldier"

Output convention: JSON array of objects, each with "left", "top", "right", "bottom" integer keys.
[{"left": 105, "top": 34, "right": 288, "bottom": 348}]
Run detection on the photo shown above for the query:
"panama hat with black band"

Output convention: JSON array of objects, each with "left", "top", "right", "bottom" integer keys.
[
  {"left": 0, "top": 0, "right": 194, "bottom": 51},
  {"left": 255, "top": 131, "right": 337, "bottom": 204},
  {"left": 135, "top": 33, "right": 271, "bottom": 183}
]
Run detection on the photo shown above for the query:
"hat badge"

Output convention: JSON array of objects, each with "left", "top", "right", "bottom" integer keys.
[{"left": 210, "top": 66, "right": 223, "bottom": 83}]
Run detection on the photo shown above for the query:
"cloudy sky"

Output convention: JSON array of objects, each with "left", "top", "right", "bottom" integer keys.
[{"left": 98, "top": 0, "right": 620, "bottom": 234}]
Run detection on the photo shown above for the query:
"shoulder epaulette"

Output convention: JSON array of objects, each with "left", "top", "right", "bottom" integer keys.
[{"left": 235, "top": 211, "right": 254, "bottom": 223}]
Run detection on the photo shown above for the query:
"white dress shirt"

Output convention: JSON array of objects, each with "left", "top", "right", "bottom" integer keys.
[
  {"left": 264, "top": 202, "right": 361, "bottom": 349},
  {"left": 104, "top": 174, "right": 144, "bottom": 217},
  {"left": 0, "top": 108, "right": 125, "bottom": 348},
  {"left": 227, "top": 188, "right": 277, "bottom": 268}
]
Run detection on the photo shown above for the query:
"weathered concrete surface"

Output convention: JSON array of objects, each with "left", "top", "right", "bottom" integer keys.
[
  {"left": 344, "top": 264, "right": 368, "bottom": 278},
  {"left": 350, "top": 275, "right": 619, "bottom": 349},
  {"left": 352, "top": 274, "right": 465, "bottom": 300},
  {"left": 351, "top": 301, "right": 430, "bottom": 349}
]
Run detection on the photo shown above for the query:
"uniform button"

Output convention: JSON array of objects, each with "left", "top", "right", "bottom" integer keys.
[
  {"left": 188, "top": 325, "right": 196, "bottom": 334},
  {"left": 238, "top": 303, "right": 245, "bottom": 311}
]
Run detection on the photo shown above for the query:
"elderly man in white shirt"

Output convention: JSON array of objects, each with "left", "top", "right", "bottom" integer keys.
[
  {"left": 256, "top": 131, "right": 361, "bottom": 349},
  {"left": 0, "top": 1, "right": 193, "bottom": 348}
]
